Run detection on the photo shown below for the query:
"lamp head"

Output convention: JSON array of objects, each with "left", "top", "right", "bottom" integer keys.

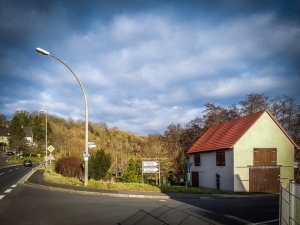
[{"left": 35, "top": 47, "right": 50, "bottom": 56}]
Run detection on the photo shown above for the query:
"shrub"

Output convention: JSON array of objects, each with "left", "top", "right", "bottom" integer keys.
[
  {"left": 89, "top": 149, "right": 112, "bottom": 181},
  {"left": 122, "top": 156, "right": 142, "bottom": 183},
  {"left": 55, "top": 156, "right": 84, "bottom": 179}
]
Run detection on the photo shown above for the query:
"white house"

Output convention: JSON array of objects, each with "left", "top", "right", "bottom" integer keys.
[
  {"left": 187, "top": 110, "right": 299, "bottom": 192},
  {"left": 23, "top": 127, "right": 33, "bottom": 144}
]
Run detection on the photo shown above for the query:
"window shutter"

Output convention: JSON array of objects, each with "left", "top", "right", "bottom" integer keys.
[
  {"left": 194, "top": 153, "right": 201, "bottom": 166},
  {"left": 216, "top": 151, "right": 225, "bottom": 166},
  {"left": 253, "top": 148, "right": 277, "bottom": 166},
  {"left": 221, "top": 151, "right": 225, "bottom": 166},
  {"left": 253, "top": 149, "right": 260, "bottom": 166},
  {"left": 270, "top": 148, "right": 277, "bottom": 166}
]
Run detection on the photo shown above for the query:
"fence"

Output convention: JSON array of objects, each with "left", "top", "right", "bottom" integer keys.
[{"left": 280, "top": 181, "right": 300, "bottom": 225}]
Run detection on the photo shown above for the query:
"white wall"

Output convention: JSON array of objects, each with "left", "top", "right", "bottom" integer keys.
[
  {"left": 190, "top": 149, "right": 234, "bottom": 191},
  {"left": 25, "top": 137, "right": 33, "bottom": 143}
]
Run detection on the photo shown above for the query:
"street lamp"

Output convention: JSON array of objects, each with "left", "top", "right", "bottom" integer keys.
[
  {"left": 35, "top": 47, "right": 89, "bottom": 186},
  {"left": 40, "top": 110, "right": 48, "bottom": 167}
]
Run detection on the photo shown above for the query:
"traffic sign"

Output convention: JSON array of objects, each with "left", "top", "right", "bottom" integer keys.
[
  {"left": 143, "top": 167, "right": 159, "bottom": 173},
  {"left": 142, "top": 161, "right": 159, "bottom": 167},
  {"left": 48, "top": 153, "right": 55, "bottom": 160},
  {"left": 88, "top": 142, "right": 94, "bottom": 145},
  {"left": 47, "top": 145, "right": 55, "bottom": 152},
  {"left": 187, "top": 162, "right": 193, "bottom": 172}
]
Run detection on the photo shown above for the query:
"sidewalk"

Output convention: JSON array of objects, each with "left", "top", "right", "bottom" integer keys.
[{"left": 24, "top": 169, "right": 278, "bottom": 200}]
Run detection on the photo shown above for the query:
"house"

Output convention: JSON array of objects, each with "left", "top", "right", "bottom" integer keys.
[
  {"left": 23, "top": 127, "right": 33, "bottom": 144},
  {"left": 187, "top": 109, "right": 299, "bottom": 193},
  {"left": 0, "top": 126, "right": 10, "bottom": 148},
  {"left": 0, "top": 126, "right": 34, "bottom": 148}
]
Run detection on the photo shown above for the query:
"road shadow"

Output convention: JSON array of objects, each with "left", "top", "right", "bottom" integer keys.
[{"left": 118, "top": 204, "right": 249, "bottom": 225}]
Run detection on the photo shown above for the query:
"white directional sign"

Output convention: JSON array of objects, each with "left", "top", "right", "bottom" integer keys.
[
  {"left": 142, "top": 161, "right": 159, "bottom": 167},
  {"left": 142, "top": 161, "right": 161, "bottom": 186},
  {"left": 143, "top": 167, "right": 159, "bottom": 173}
]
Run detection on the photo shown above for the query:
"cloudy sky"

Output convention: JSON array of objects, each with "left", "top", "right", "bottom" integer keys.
[{"left": 1, "top": 0, "right": 299, "bottom": 135}]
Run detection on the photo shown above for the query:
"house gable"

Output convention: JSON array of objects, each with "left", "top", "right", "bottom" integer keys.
[{"left": 23, "top": 127, "right": 33, "bottom": 143}]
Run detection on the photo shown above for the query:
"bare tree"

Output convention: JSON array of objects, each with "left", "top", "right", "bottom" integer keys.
[
  {"left": 0, "top": 114, "right": 8, "bottom": 126},
  {"left": 239, "top": 93, "right": 269, "bottom": 115},
  {"left": 202, "top": 103, "right": 230, "bottom": 127},
  {"left": 270, "top": 95, "right": 300, "bottom": 146}
]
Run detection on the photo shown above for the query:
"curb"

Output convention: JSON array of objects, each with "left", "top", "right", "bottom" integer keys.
[{"left": 24, "top": 181, "right": 171, "bottom": 199}]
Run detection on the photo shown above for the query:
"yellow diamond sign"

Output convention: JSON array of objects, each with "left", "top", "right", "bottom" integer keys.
[{"left": 47, "top": 145, "right": 55, "bottom": 152}]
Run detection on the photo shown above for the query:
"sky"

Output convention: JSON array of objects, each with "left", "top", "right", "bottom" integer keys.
[{"left": 1, "top": 0, "right": 299, "bottom": 136}]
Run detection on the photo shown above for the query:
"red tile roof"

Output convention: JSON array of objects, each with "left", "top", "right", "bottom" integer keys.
[{"left": 187, "top": 109, "right": 299, "bottom": 154}]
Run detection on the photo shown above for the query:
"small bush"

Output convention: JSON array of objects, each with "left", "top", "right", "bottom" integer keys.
[
  {"left": 89, "top": 149, "right": 112, "bottom": 181},
  {"left": 122, "top": 156, "right": 142, "bottom": 183},
  {"left": 55, "top": 156, "right": 84, "bottom": 179}
]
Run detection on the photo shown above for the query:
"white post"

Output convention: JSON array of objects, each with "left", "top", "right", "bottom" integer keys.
[
  {"left": 40, "top": 110, "right": 48, "bottom": 167},
  {"left": 36, "top": 47, "right": 89, "bottom": 186},
  {"left": 159, "top": 161, "right": 161, "bottom": 186},
  {"left": 46, "top": 112, "right": 47, "bottom": 167}
]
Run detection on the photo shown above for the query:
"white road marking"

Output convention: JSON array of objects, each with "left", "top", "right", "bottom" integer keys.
[
  {"left": 17, "top": 169, "right": 36, "bottom": 184},
  {"left": 11, "top": 185, "right": 17, "bottom": 188},
  {"left": 4, "top": 189, "right": 12, "bottom": 193},
  {"left": 0, "top": 195, "right": 5, "bottom": 200},
  {"left": 0, "top": 173, "right": 5, "bottom": 175}
]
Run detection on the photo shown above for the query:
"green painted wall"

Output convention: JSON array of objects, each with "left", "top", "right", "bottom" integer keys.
[{"left": 234, "top": 112, "right": 294, "bottom": 191}]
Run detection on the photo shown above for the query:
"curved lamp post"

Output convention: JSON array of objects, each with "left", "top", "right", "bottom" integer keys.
[
  {"left": 35, "top": 47, "right": 89, "bottom": 186},
  {"left": 40, "top": 110, "right": 48, "bottom": 167}
]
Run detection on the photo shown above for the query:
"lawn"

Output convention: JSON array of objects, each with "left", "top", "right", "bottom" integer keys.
[{"left": 41, "top": 167, "right": 236, "bottom": 194}]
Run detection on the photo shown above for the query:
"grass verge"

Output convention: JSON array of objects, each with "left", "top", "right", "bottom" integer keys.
[{"left": 42, "top": 168, "right": 243, "bottom": 194}]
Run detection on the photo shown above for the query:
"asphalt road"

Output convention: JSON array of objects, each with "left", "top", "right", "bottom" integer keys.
[
  {"left": 0, "top": 184, "right": 279, "bottom": 225},
  {"left": 0, "top": 152, "right": 279, "bottom": 224}
]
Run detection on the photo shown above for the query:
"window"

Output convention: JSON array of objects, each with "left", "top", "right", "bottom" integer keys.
[
  {"left": 194, "top": 153, "right": 201, "bottom": 166},
  {"left": 253, "top": 148, "right": 277, "bottom": 166},
  {"left": 216, "top": 151, "right": 225, "bottom": 166}
]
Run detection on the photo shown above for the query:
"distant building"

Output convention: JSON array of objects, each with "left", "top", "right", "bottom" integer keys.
[
  {"left": 23, "top": 127, "right": 33, "bottom": 143},
  {"left": 0, "top": 126, "right": 34, "bottom": 148},
  {"left": 0, "top": 126, "right": 10, "bottom": 147}
]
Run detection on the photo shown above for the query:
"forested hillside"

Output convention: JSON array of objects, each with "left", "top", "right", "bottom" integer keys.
[{"left": 1, "top": 93, "right": 299, "bottom": 179}]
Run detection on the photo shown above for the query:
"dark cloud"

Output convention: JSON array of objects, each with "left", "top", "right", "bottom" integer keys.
[{"left": 1, "top": 0, "right": 299, "bottom": 135}]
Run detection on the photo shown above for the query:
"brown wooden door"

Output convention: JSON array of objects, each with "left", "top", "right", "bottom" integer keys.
[
  {"left": 249, "top": 167, "right": 280, "bottom": 193},
  {"left": 192, "top": 171, "right": 199, "bottom": 187}
]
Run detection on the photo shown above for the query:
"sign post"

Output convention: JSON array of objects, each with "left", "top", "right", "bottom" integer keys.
[
  {"left": 47, "top": 145, "right": 55, "bottom": 173},
  {"left": 142, "top": 161, "right": 160, "bottom": 188},
  {"left": 186, "top": 162, "right": 193, "bottom": 189}
]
